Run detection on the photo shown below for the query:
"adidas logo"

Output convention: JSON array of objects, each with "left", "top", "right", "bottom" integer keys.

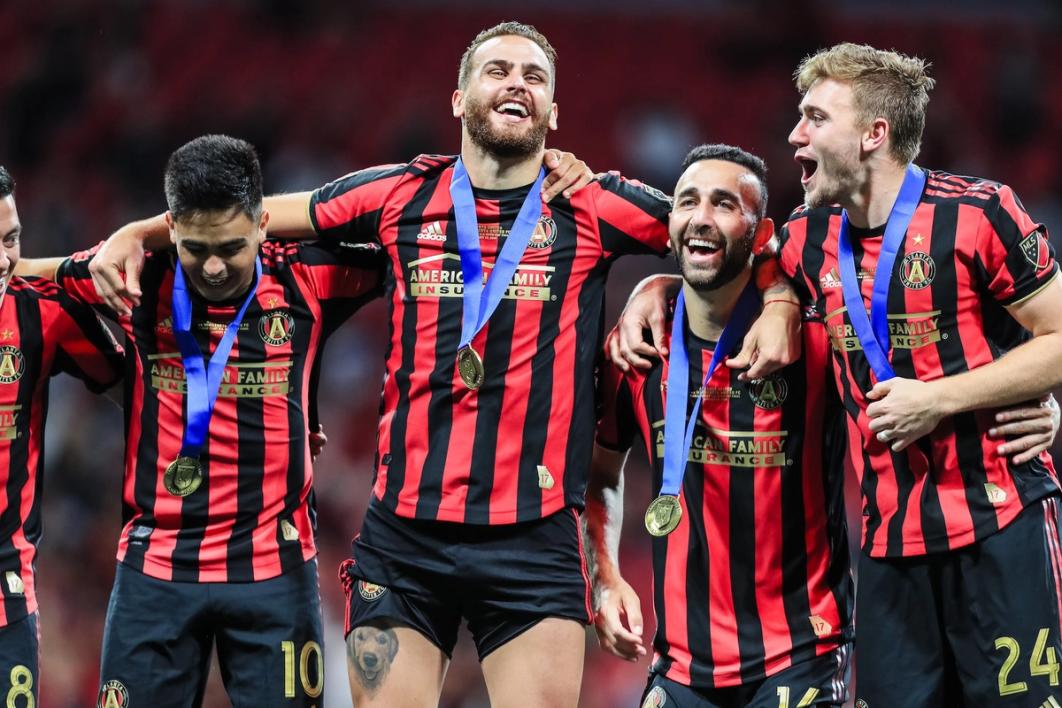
[
  {"left": 418, "top": 221, "right": 447, "bottom": 242},
  {"left": 820, "top": 268, "right": 842, "bottom": 290}
]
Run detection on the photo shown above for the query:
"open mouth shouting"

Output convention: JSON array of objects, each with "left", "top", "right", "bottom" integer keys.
[
  {"left": 796, "top": 153, "right": 819, "bottom": 187},
  {"left": 683, "top": 236, "right": 724, "bottom": 266}
]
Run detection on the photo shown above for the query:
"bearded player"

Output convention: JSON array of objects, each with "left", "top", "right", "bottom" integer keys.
[{"left": 590, "top": 145, "right": 853, "bottom": 708}]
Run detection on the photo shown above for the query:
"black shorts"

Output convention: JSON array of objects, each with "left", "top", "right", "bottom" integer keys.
[
  {"left": 0, "top": 612, "right": 39, "bottom": 706},
  {"left": 641, "top": 644, "right": 851, "bottom": 708},
  {"left": 855, "top": 494, "right": 1062, "bottom": 707},
  {"left": 97, "top": 559, "right": 324, "bottom": 708},
  {"left": 342, "top": 503, "right": 592, "bottom": 660}
]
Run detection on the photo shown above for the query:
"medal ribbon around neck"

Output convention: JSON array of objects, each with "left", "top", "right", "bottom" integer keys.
[
  {"left": 171, "top": 257, "right": 262, "bottom": 460},
  {"left": 659, "top": 281, "right": 760, "bottom": 499},
  {"left": 836, "top": 163, "right": 926, "bottom": 381},
  {"left": 449, "top": 157, "right": 546, "bottom": 377}
]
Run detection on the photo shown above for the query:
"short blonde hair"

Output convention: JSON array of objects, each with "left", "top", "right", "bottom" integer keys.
[{"left": 796, "top": 43, "right": 935, "bottom": 164}]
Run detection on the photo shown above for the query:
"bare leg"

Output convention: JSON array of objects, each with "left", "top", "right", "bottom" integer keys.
[{"left": 480, "top": 618, "right": 585, "bottom": 708}]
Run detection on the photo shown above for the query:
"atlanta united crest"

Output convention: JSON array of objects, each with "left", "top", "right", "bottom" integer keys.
[
  {"left": 899, "top": 251, "right": 935, "bottom": 289},
  {"left": 358, "top": 580, "right": 387, "bottom": 601},
  {"left": 641, "top": 686, "right": 667, "bottom": 708},
  {"left": 98, "top": 679, "right": 130, "bottom": 708},
  {"left": 749, "top": 375, "right": 789, "bottom": 409},
  {"left": 0, "top": 346, "right": 25, "bottom": 384},
  {"left": 259, "top": 310, "right": 295, "bottom": 346},
  {"left": 1020, "top": 230, "right": 1051, "bottom": 271},
  {"left": 527, "top": 216, "right": 558, "bottom": 249}
]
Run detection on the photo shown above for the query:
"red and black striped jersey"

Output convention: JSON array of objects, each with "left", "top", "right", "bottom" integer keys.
[
  {"left": 597, "top": 312, "right": 853, "bottom": 690},
  {"left": 780, "top": 169, "right": 1060, "bottom": 558},
  {"left": 309, "top": 154, "right": 669, "bottom": 524},
  {"left": 0, "top": 277, "right": 122, "bottom": 626},
  {"left": 56, "top": 240, "right": 382, "bottom": 582}
]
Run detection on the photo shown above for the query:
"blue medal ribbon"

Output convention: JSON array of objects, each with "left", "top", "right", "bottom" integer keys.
[
  {"left": 449, "top": 157, "right": 546, "bottom": 359},
  {"left": 171, "top": 257, "right": 262, "bottom": 459},
  {"left": 836, "top": 163, "right": 926, "bottom": 381},
  {"left": 659, "top": 282, "right": 760, "bottom": 497}
]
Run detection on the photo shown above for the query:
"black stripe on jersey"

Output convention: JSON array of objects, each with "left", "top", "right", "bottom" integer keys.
[
  {"left": 383, "top": 177, "right": 443, "bottom": 515},
  {"left": 562, "top": 262, "right": 611, "bottom": 510},
  {"left": 778, "top": 360, "right": 815, "bottom": 666},
  {"left": 726, "top": 377, "right": 767, "bottom": 683},
  {"left": 928, "top": 202, "right": 997, "bottom": 547},
  {"left": 464, "top": 191, "right": 526, "bottom": 523},
  {"left": 681, "top": 440, "right": 716, "bottom": 687},
  {"left": 515, "top": 199, "right": 577, "bottom": 522},
  {"left": 122, "top": 263, "right": 167, "bottom": 572},
  {"left": 0, "top": 295, "right": 41, "bottom": 621}
]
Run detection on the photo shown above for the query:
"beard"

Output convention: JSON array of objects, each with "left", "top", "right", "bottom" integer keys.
[
  {"left": 464, "top": 93, "right": 551, "bottom": 159},
  {"left": 672, "top": 225, "right": 755, "bottom": 292},
  {"left": 804, "top": 146, "right": 860, "bottom": 209}
]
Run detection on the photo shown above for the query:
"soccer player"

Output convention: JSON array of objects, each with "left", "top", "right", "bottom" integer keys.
[
  {"left": 590, "top": 145, "right": 853, "bottom": 708},
  {"left": 0, "top": 167, "right": 124, "bottom": 705},
  {"left": 18, "top": 135, "right": 383, "bottom": 707},
  {"left": 614, "top": 43, "right": 1062, "bottom": 707},
  {"left": 84, "top": 22, "right": 801, "bottom": 707}
]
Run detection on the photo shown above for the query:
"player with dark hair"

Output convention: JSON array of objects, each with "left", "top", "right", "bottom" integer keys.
[
  {"left": 0, "top": 167, "right": 124, "bottom": 705},
  {"left": 615, "top": 42, "right": 1062, "bottom": 707},
  {"left": 18, "top": 134, "right": 384, "bottom": 706},
  {"left": 84, "top": 22, "right": 801, "bottom": 707},
  {"left": 590, "top": 144, "right": 853, "bottom": 708}
]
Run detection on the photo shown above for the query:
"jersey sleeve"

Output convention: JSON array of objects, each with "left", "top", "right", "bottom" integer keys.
[
  {"left": 592, "top": 173, "right": 672, "bottom": 258},
  {"left": 596, "top": 355, "right": 638, "bottom": 452},
  {"left": 49, "top": 288, "right": 124, "bottom": 392},
  {"left": 54, "top": 243, "right": 111, "bottom": 313},
  {"left": 778, "top": 213, "right": 816, "bottom": 304},
  {"left": 308, "top": 163, "right": 409, "bottom": 245},
  {"left": 977, "top": 184, "right": 1058, "bottom": 306}
]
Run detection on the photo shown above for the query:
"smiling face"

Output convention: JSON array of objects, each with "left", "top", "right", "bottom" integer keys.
[
  {"left": 168, "top": 207, "right": 266, "bottom": 302},
  {"left": 452, "top": 35, "right": 558, "bottom": 158},
  {"left": 669, "top": 159, "right": 771, "bottom": 291},
  {"left": 0, "top": 196, "right": 21, "bottom": 289},
  {"left": 788, "top": 78, "right": 866, "bottom": 210}
]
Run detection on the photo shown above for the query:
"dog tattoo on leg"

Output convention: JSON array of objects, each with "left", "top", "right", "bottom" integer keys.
[{"left": 348, "top": 623, "right": 399, "bottom": 695}]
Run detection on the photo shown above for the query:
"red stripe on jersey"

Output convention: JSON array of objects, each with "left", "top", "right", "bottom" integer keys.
[
  {"left": 596, "top": 187, "right": 668, "bottom": 258},
  {"left": 663, "top": 487, "right": 694, "bottom": 685}
]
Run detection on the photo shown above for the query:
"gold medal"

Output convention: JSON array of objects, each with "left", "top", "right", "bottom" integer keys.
[
  {"left": 457, "top": 345, "right": 485, "bottom": 390},
  {"left": 164, "top": 456, "right": 203, "bottom": 497},
  {"left": 644, "top": 495, "right": 682, "bottom": 536}
]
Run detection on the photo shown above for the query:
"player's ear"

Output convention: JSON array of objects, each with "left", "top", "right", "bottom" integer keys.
[
  {"left": 752, "top": 217, "right": 774, "bottom": 256},
  {"left": 165, "top": 212, "right": 177, "bottom": 246},
  {"left": 257, "top": 209, "right": 269, "bottom": 243},
  {"left": 548, "top": 102, "right": 558, "bottom": 131},
  {"left": 452, "top": 90, "right": 465, "bottom": 119},
  {"left": 862, "top": 117, "right": 890, "bottom": 156}
]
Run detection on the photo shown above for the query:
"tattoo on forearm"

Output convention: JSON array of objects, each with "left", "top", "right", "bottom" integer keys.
[{"left": 347, "top": 623, "right": 399, "bottom": 696}]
